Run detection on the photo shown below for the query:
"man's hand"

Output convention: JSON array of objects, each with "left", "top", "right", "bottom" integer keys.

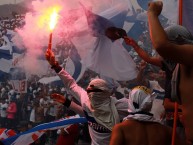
[
  {"left": 45, "top": 48, "right": 57, "bottom": 66},
  {"left": 124, "top": 37, "right": 137, "bottom": 47},
  {"left": 105, "top": 27, "right": 127, "bottom": 41},
  {"left": 148, "top": 1, "right": 163, "bottom": 16},
  {"left": 51, "top": 93, "right": 66, "bottom": 104}
]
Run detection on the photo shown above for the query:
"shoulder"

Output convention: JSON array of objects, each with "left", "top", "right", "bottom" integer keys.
[{"left": 113, "top": 120, "right": 139, "bottom": 131}]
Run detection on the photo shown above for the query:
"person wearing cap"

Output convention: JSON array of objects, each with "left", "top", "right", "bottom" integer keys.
[
  {"left": 109, "top": 86, "right": 187, "bottom": 145},
  {"left": 147, "top": 1, "right": 193, "bottom": 143},
  {"left": 45, "top": 49, "right": 129, "bottom": 145}
]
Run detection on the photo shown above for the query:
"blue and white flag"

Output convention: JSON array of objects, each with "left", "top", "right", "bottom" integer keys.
[
  {"left": 1, "top": 0, "right": 186, "bottom": 84},
  {"left": 0, "top": 31, "right": 26, "bottom": 81},
  {"left": 72, "top": 3, "right": 137, "bottom": 81},
  {"left": 2, "top": 115, "right": 87, "bottom": 145}
]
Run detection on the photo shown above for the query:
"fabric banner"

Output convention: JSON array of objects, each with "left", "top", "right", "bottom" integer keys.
[
  {"left": 2, "top": 115, "right": 87, "bottom": 145},
  {"left": 10, "top": 79, "right": 27, "bottom": 93},
  {"left": 1, "top": 0, "right": 192, "bottom": 84}
]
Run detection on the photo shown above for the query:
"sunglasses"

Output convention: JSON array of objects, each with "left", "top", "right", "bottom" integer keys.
[{"left": 86, "top": 88, "right": 104, "bottom": 93}]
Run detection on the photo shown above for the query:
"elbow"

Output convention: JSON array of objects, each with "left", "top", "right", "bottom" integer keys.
[
  {"left": 153, "top": 40, "right": 164, "bottom": 53},
  {"left": 152, "top": 40, "right": 170, "bottom": 58}
]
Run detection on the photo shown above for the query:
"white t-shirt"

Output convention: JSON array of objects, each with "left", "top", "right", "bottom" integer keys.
[
  {"left": 1, "top": 103, "right": 8, "bottom": 118},
  {"left": 47, "top": 102, "right": 57, "bottom": 117},
  {"left": 82, "top": 97, "right": 129, "bottom": 145},
  {"left": 30, "top": 109, "right": 35, "bottom": 123},
  {"left": 39, "top": 98, "right": 49, "bottom": 116},
  {"left": 58, "top": 69, "right": 129, "bottom": 145},
  {"left": 149, "top": 80, "right": 165, "bottom": 122}
]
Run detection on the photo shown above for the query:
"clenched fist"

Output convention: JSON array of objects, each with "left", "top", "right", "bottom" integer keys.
[
  {"left": 45, "top": 49, "right": 57, "bottom": 66},
  {"left": 148, "top": 1, "right": 163, "bottom": 16}
]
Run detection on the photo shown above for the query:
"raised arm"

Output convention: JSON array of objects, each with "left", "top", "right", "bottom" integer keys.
[
  {"left": 135, "top": 61, "right": 149, "bottom": 87},
  {"left": 45, "top": 48, "right": 87, "bottom": 103},
  {"left": 147, "top": 1, "right": 193, "bottom": 66},
  {"left": 124, "top": 37, "right": 162, "bottom": 67}
]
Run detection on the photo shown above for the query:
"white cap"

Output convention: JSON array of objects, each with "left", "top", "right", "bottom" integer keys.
[{"left": 128, "top": 86, "right": 153, "bottom": 112}]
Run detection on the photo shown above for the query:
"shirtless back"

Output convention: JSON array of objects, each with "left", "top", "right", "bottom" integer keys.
[
  {"left": 147, "top": 1, "right": 193, "bottom": 142},
  {"left": 110, "top": 119, "right": 186, "bottom": 145},
  {"left": 179, "top": 66, "right": 193, "bottom": 141}
]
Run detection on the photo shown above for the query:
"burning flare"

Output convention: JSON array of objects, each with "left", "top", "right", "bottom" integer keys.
[
  {"left": 48, "top": 8, "right": 60, "bottom": 50},
  {"left": 49, "top": 9, "right": 59, "bottom": 31}
]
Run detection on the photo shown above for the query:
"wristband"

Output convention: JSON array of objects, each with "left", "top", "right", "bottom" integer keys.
[
  {"left": 51, "top": 61, "right": 59, "bottom": 69},
  {"left": 51, "top": 61, "right": 62, "bottom": 73},
  {"left": 63, "top": 98, "right": 71, "bottom": 108}
]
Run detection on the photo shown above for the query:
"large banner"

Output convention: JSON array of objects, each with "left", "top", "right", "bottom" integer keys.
[{"left": 1, "top": 0, "right": 192, "bottom": 84}]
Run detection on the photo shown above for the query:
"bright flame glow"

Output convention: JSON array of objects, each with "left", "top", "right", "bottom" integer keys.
[
  {"left": 49, "top": 8, "right": 59, "bottom": 31},
  {"left": 35, "top": 5, "right": 61, "bottom": 33}
]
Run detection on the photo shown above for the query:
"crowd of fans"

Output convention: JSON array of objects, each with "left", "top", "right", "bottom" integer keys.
[{"left": 0, "top": 1, "right": 192, "bottom": 145}]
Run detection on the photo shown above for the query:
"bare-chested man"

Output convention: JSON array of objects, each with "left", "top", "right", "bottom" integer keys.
[
  {"left": 109, "top": 86, "right": 186, "bottom": 145},
  {"left": 147, "top": 1, "right": 193, "bottom": 143}
]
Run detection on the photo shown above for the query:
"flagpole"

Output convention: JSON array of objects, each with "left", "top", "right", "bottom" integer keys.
[
  {"left": 171, "top": 1, "right": 183, "bottom": 145},
  {"left": 179, "top": 0, "right": 183, "bottom": 25}
]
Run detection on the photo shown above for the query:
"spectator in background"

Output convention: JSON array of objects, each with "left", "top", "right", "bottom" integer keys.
[
  {"left": 56, "top": 108, "right": 79, "bottom": 145},
  {"left": 0, "top": 88, "right": 7, "bottom": 98},
  {"left": 29, "top": 100, "right": 44, "bottom": 127},
  {"left": 45, "top": 99, "right": 59, "bottom": 145},
  {"left": 115, "top": 81, "right": 130, "bottom": 99},
  {"left": 147, "top": 1, "right": 193, "bottom": 143},
  {"left": 6, "top": 97, "right": 17, "bottom": 130},
  {"left": 39, "top": 95, "right": 49, "bottom": 120},
  {"left": 0, "top": 99, "right": 8, "bottom": 128}
]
